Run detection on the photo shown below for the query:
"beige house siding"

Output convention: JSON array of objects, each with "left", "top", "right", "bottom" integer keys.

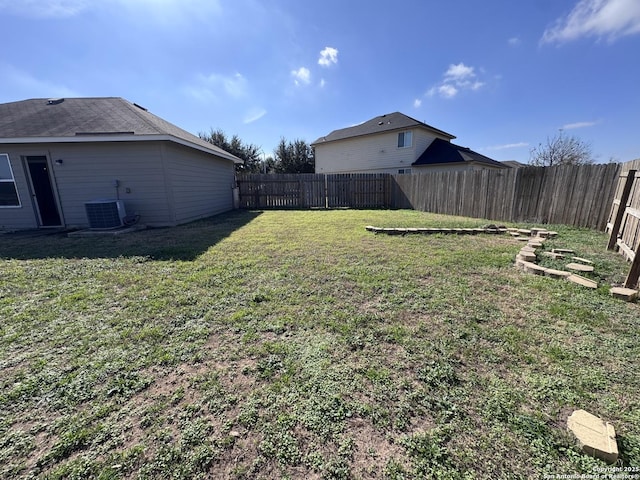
[
  {"left": 314, "top": 128, "right": 441, "bottom": 174},
  {"left": 164, "top": 142, "right": 235, "bottom": 224},
  {"left": 0, "top": 140, "right": 236, "bottom": 230}
]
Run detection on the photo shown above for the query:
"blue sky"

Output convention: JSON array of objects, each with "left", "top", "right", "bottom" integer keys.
[{"left": 1, "top": 0, "right": 640, "bottom": 163}]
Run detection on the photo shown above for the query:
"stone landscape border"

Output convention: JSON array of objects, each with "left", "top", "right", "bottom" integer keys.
[{"left": 365, "top": 225, "right": 638, "bottom": 302}]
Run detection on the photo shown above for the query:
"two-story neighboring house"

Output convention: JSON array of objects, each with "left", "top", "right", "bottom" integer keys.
[{"left": 311, "top": 112, "right": 507, "bottom": 174}]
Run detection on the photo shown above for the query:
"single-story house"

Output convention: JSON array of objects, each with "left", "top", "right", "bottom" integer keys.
[
  {"left": 0, "top": 97, "right": 241, "bottom": 230},
  {"left": 311, "top": 112, "right": 507, "bottom": 174}
]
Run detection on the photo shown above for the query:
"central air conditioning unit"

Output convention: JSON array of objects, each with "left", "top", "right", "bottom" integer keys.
[{"left": 85, "top": 199, "right": 127, "bottom": 230}]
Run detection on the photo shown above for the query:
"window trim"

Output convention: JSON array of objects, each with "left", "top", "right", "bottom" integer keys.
[
  {"left": 397, "top": 131, "right": 413, "bottom": 149},
  {"left": 0, "top": 153, "right": 22, "bottom": 208}
]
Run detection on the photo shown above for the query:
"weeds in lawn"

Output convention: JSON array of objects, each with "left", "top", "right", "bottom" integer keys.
[{"left": 1, "top": 209, "right": 639, "bottom": 478}]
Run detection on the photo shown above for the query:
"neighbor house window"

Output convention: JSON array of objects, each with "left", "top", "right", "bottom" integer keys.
[
  {"left": 398, "top": 168, "right": 412, "bottom": 174},
  {"left": 0, "top": 154, "right": 20, "bottom": 207},
  {"left": 397, "top": 131, "right": 412, "bottom": 148}
]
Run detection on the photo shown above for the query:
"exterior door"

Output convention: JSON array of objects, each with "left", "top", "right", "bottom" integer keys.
[{"left": 25, "top": 156, "right": 62, "bottom": 227}]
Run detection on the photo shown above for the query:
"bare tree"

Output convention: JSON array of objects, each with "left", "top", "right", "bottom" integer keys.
[{"left": 529, "top": 131, "right": 594, "bottom": 166}]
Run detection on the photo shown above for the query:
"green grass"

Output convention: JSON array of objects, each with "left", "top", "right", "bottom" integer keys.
[{"left": 1, "top": 209, "right": 639, "bottom": 479}]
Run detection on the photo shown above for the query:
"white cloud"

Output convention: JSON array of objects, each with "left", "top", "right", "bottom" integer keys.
[
  {"left": 291, "top": 67, "right": 311, "bottom": 86},
  {"left": 438, "top": 85, "right": 458, "bottom": 99},
  {"left": 185, "top": 72, "right": 247, "bottom": 102},
  {"left": 426, "top": 62, "right": 485, "bottom": 99},
  {"left": 0, "top": 0, "right": 89, "bottom": 17},
  {"left": 445, "top": 63, "right": 475, "bottom": 81},
  {"left": 413, "top": 98, "right": 422, "bottom": 108},
  {"left": 542, "top": 0, "right": 640, "bottom": 43},
  {"left": 508, "top": 36, "right": 521, "bottom": 46},
  {"left": 486, "top": 142, "right": 530, "bottom": 151},
  {"left": 561, "top": 121, "right": 598, "bottom": 129},
  {"left": 320, "top": 78, "right": 327, "bottom": 88},
  {"left": 0, "top": 63, "right": 79, "bottom": 98},
  {"left": 318, "top": 47, "right": 339, "bottom": 67},
  {"left": 243, "top": 108, "right": 267, "bottom": 124}
]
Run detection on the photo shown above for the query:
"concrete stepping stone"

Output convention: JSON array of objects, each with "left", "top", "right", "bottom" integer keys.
[
  {"left": 566, "top": 262, "right": 595, "bottom": 273},
  {"left": 567, "top": 274, "right": 597, "bottom": 289},
  {"left": 610, "top": 287, "right": 638, "bottom": 302},
  {"left": 567, "top": 410, "right": 618, "bottom": 464}
]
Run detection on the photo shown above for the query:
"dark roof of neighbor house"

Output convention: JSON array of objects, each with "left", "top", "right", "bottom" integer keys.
[
  {"left": 311, "top": 112, "right": 456, "bottom": 145},
  {"left": 412, "top": 138, "right": 507, "bottom": 169},
  {"left": 0, "top": 97, "right": 241, "bottom": 163},
  {"left": 501, "top": 160, "right": 526, "bottom": 168}
]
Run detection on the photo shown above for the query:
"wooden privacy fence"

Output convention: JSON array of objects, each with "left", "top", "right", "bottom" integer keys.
[
  {"left": 606, "top": 159, "right": 640, "bottom": 288},
  {"left": 237, "top": 164, "right": 620, "bottom": 230},
  {"left": 237, "top": 173, "right": 391, "bottom": 209},
  {"left": 392, "top": 163, "right": 620, "bottom": 230}
]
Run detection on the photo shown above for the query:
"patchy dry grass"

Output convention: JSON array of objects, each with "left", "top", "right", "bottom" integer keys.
[{"left": 1, "top": 209, "right": 639, "bottom": 479}]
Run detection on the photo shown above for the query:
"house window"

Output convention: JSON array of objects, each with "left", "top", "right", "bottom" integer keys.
[
  {"left": 0, "top": 154, "right": 20, "bottom": 207},
  {"left": 398, "top": 168, "right": 412, "bottom": 174},
  {"left": 397, "top": 131, "right": 412, "bottom": 148}
]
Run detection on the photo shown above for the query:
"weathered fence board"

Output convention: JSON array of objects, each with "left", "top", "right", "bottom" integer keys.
[
  {"left": 607, "top": 159, "right": 640, "bottom": 288},
  {"left": 238, "top": 164, "right": 620, "bottom": 231}
]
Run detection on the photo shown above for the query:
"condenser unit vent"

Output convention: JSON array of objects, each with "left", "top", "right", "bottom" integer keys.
[{"left": 84, "top": 200, "right": 126, "bottom": 229}]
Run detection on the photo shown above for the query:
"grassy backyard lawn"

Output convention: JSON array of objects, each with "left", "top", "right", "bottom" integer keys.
[{"left": 1, "top": 209, "right": 639, "bottom": 479}]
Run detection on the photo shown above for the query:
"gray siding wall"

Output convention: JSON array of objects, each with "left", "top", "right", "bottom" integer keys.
[
  {"left": 47, "top": 142, "right": 172, "bottom": 227},
  {"left": 0, "top": 147, "right": 39, "bottom": 230},
  {"left": 164, "top": 143, "right": 235, "bottom": 224},
  {"left": 0, "top": 140, "right": 235, "bottom": 230}
]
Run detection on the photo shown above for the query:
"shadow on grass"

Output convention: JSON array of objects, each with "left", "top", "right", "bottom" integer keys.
[{"left": 0, "top": 210, "right": 262, "bottom": 261}]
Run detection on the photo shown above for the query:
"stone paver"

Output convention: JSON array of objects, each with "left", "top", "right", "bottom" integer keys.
[
  {"left": 572, "top": 256, "right": 594, "bottom": 265},
  {"left": 567, "top": 409, "right": 618, "bottom": 464},
  {"left": 544, "top": 268, "right": 571, "bottom": 279},
  {"left": 609, "top": 287, "right": 638, "bottom": 302},
  {"left": 567, "top": 274, "right": 598, "bottom": 289},
  {"left": 566, "top": 262, "right": 595, "bottom": 273}
]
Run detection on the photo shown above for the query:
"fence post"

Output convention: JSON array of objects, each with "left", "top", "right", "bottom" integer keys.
[
  {"left": 624, "top": 251, "right": 640, "bottom": 289},
  {"left": 607, "top": 170, "right": 636, "bottom": 250}
]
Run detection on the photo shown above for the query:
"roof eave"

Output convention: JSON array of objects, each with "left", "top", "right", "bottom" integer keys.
[
  {"left": 0, "top": 134, "right": 243, "bottom": 164},
  {"left": 312, "top": 125, "right": 456, "bottom": 147}
]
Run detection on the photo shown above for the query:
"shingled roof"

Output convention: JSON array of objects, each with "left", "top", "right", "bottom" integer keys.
[
  {"left": 0, "top": 97, "right": 241, "bottom": 163},
  {"left": 311, "top": 112, "right": 455, "bottom": 145},
  {"left": 413, "top": 138, "right": 506, "bottom": 169}
]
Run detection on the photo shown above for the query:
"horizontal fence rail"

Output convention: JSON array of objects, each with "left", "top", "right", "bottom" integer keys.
[{"left": 237, "top": 164, "right": 622, "bottom": 230}]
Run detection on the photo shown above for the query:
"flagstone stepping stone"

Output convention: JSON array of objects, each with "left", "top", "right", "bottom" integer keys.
[
  {"left": 520, "top": 245, "right": 536, "bottom": 253},
  {"left": 567, "top": 410, "right": 618, "bottom": 464},
  {"left": 609, "top": 287, "right": 638, "bottom": 302},
  {"left": 567, "top": 274, "right": 597, "bottom": 289},
  {"left": 542, "top": 251, "right": 565, "bottom": 259},
  {"left": 518, "top": 251, "right": 537, "bottom": 262},
  {"left": 522, "top": 261, "right": 546, "bottom": 275},
  {"left": 571, "top": 256, "right": 593, "bottom": 264},
  {"left": 528, "top": 241, "right": 544, "bottom": 248},
  {"left": 516, "top": 237, "right": 530, "bottom": 242},
  {"left": 517, "top": 228, "right": 532, "bottom": 235},
  {"left": 544, "top": 268, "right": 571, "bottom": 279},
  {"left": 566, "top": 262, "right": 595, "bottom": 273},
  {"left": 509, "top": 231, "right": 520, "bottom": 237},
  {"left": 552, "top": 248, "right": 575, "bottom": 254}
]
